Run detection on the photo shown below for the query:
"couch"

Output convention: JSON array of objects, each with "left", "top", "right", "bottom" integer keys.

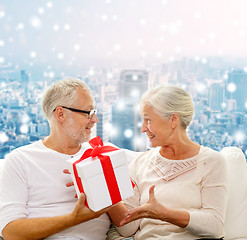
[{"left": 0, "top": 147, "right": 247, "bottom": 239}]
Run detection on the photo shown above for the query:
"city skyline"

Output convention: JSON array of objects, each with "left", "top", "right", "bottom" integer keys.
[{"left": 1, "top": 57, "right": 247, "bottom": 159}]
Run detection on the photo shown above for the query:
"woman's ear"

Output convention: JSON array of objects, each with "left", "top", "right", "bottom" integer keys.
[{"left": 170, "top": 113, "right": 179, "bottom": 129}]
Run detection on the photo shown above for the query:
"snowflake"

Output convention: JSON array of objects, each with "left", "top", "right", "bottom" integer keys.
[
  {"left": 88, "top": 68, "right": 95, "bottom": 76},
  {"left": 0, "top": 132, "right": 8, "bottom": 143},
  {"left": 64, "top": 24, "right": 70, "bottom": 30},
  {"left": 221, "top": 102, "right": 227, "bottom": 108},
  {"left": 139, "top": 19, "right": 147, "bottom": 26},
  {"left": 20, "top": 124, "right": 29, "bottom": 134},
  {"left": 156, "top": 51, "right": 163, "bottom": 58},
  {"left": 194, "top": 56, "right": 200, "bottom": 62},
  {"left": 101, "top": 14, "right": 108, "bottom": 21},
  {"left": 46, "top": 2, "right": 53, "bottom": 8},
  {"left": 0, "top": 11, "right": 5, "bottom": 18},
  {"left": 196, "top": 83, "right": 206, "bottom": 94},
  {"left": 53, "top": 25, "right": 59, "bottom": 31},
  {"left": 16, "top": 23, "right": 24, "bottom": 30},
  {"left": 114, "top": 44, "right": 121, "bottom": 51},
  {"left": 57, "top": 53, "right": 64, "bottom": 59},
  {"left": 234, "top": 131, "right": 245, "bottom": 143},
  {"left": 194, "top": 12, "right": 201, "bottom": 19},
  {"left": 137, "top": 39, "right": 143, "bottom": 45},
  {"left": 124, "top": 129, "right": 133, "bottom": 138},
  {"left": 38, "top": 8, "right": 44, "bottom": 14},
  {"left": 227, "top": 83, "right": 236, "bottom": 93},
  {"left": 112, "top": 15, "right": 118, "bottom": 21},
  {"left": 30, "top": 16, "right": 42, "bottom": 28},
  {"left": 141, "top": 51, "right": 147, "bottom": 58},
  {"left": 48, "top": 72, "right": 55, "bottom": 78},
  {"left": 175, "top": 46, "right": 181, "bottom": 53},
  {"left": 169, "top": 56, "right": 175, "bottom": 62},
  {"left": 201, "top": 58, "right": 207, "bottom": 64},
  {"left": 162, "top": 0, "right": 168, "bottom": 6},
  {"left": 74, "top": 44, "right": 80, "bottom": 51},
  {"left": 30, "top": 51, "right": 37, "bottom": 58},
  {"left": 107, "top": 72, "right": 113, "bottom": 79}
]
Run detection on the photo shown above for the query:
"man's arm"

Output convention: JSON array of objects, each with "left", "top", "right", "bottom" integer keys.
[{"left": 2, "top": 193, "right": 109, "bottom": 240}]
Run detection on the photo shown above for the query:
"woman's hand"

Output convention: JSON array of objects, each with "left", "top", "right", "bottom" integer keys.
[
  {"left": 63, "top": 169, "right": 74, "bottom": 186},
  {"left": 120, "top": 185, "right": 190, "bottom": 228},
  {"left": 63, "top": 169, "right": 77, "bottom": 198},
  {"left": 120, "top": 185, "right": 168, "bottom": 226}
]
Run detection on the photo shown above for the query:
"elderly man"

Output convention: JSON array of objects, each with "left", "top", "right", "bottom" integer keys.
[{"left": 0, "top": 78, "right": 128, "bottom": 240}]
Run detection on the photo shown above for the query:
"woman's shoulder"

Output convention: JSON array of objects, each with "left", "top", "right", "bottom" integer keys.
[
  {"left": 129, "top": 148, "right": 158, "bottom": 167},
  {"left": 199, "top": 146, "right": 226, "bottom": 167}
]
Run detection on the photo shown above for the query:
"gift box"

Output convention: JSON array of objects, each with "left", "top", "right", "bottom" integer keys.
[{"left": 67, "top": 136, "right": 134, "bottom": 212}]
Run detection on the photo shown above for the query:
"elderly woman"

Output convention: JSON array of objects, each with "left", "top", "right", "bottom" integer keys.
[{"left": 115, "top": 85, "right": 228, "bottom": 240}]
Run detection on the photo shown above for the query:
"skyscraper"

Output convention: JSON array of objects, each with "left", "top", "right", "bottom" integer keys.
[
  {"left": 110, "top": 69, "right": 149, "bottom": 151},
  {"left": 226, "top": 69, "right": 247, "bottom": 112},
  {"left": 119, "top": 70, "right": 149, "bottom": 99},
  {"left": 208, "top": 81, "right": 225, "bottom": 111},
  {"left": 96, "top": 109, "right": 110, "bottom": 143},
  {"left": 20, "top": 70, "right": 29, "bottom": 90}
]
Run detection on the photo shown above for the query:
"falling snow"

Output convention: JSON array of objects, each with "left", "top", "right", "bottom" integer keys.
[{"left": 0, "top": 0, "right": 247, "bottom": 157}]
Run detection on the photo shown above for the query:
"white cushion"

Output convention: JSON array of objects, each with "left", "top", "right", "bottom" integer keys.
[
  {"left": 221, "top": 147, "right": 247, "bottom": 240},
  {"left": 0, "top": 159, "right": 5, "bottom": 176}
]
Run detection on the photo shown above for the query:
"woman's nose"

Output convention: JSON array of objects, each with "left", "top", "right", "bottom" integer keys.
[{"left": 141, "top": 122, "right": 147, "bottom": 133}]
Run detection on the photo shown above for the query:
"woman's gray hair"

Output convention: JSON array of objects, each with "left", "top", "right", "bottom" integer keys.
[
  {"left": 42, "top": 78, "right": 92, "bottom": 121},
  {"left": 141, "top": 85, "right": 194, "bottom": 129}
]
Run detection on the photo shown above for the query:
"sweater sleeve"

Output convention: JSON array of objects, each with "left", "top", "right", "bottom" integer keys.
[
  {"left": 115, "top": 156, "right": 143, "bottom": 237},
  {"left": 185, "top": 150, "right": 228, "bottom": 238},
  {"left": 0, "top": 150, "right": 29, "bottom": 235}
]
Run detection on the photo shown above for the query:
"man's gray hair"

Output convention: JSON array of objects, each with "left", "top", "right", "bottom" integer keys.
[
  {"left": 141, "top": 85, "right": 194, "bottom": 129},
  {"left": 42, "top": 78, "right": 91, "bottom": 121}
]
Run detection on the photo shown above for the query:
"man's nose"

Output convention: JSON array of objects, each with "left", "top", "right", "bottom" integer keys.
[{"left": 91, "top": 113, "right": 99, "bottom": 123}]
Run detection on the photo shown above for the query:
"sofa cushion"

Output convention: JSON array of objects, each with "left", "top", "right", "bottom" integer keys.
[
  {"left": 107, "top": 224, "right": 134, "bottom": 240},
  {"left": 221, "top": 147, "right": 247, "bottom": 240}
]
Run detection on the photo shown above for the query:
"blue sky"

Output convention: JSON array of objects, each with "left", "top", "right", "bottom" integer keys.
[{"left": 1, "top": 0, "right": 247, "bottom": 75}]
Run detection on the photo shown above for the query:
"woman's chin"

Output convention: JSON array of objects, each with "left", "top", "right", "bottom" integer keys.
[{"left": 149, "top": 138, "right": 158, "bottom": 147}]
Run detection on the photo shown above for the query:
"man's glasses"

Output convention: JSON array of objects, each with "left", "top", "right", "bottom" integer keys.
[{"left": 60, "top": 106, "right": 97, "bottom": 119}]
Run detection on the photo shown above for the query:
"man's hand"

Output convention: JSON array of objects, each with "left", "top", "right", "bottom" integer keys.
[
  {"left": 63, "top": 168, "right": 112, "bottom": 218},
  {"left": 71, "top": 193, "right": 111, "bottom": 223}
]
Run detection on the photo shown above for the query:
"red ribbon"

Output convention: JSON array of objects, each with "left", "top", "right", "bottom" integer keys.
[{"left": 72, "top": 136, "right": 122, "bottom": 208}]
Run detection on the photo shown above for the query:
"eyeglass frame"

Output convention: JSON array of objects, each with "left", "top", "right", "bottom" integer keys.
[{"left": 54, "top": 106, "right": 97, "bottom": 119}]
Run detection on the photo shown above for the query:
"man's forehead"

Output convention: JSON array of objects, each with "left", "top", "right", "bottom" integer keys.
[
  {"left": 76, "top": 88, "right": 95, "bottom": 107},
  {"left": 84, "top": 97, "right": 95, "bottom": 108}
]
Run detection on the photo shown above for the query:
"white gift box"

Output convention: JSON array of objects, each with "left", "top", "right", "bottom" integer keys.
[{"left": 67, "top": 149, "right": 134, "bottom": 212}]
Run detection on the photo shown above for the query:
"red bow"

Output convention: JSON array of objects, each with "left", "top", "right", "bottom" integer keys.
[{"left": 72, "top": 136, "right": 122, "bottom": 208}]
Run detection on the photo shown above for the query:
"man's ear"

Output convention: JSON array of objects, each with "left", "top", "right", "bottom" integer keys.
[
  {"left": 54, "top": 107, "right": 65, "bottom": 123},
  {"left": 170, "top": 113, "right": 179, "bottom": 129}
]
